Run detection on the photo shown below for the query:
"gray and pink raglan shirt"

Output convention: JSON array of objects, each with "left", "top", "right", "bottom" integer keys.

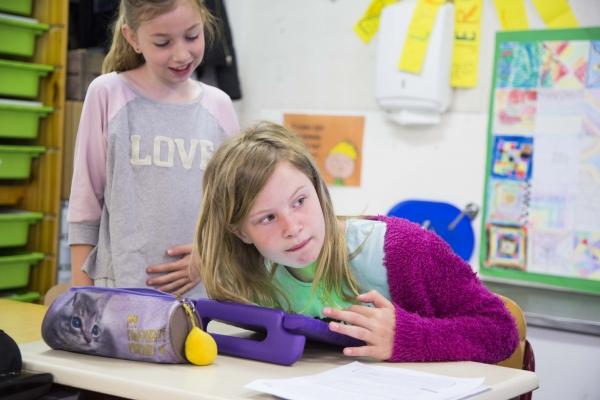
[{"left": 67, "top": 72, "right": 239, "bottom": 297}]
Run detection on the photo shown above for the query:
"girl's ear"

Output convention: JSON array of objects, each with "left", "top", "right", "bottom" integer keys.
[
  {"left": 121, "top": 24, "right": 141, "bottom": 53},
  {"left": 231, "top": 226, "right": 253, "bottom": 244}
]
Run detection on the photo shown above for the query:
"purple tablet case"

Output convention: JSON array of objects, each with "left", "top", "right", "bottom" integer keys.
[{"left": 195, "top": 299, "right": 364, "bottom": 366}]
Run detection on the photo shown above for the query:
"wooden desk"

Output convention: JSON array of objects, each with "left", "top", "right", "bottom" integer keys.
[
  {"left": 0, "top": 299, "right": 47, "bottom": 343},
  {"left": 1, "top": 299, "right": 538, "bottom": 400}
]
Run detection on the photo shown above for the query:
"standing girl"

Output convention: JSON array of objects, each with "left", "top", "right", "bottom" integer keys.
[
  {"left": 195, "top": 122, "right": 519, "bottom": 362},
  {"left": 68, "top": 0, "right": 239, "bottom": 297}
]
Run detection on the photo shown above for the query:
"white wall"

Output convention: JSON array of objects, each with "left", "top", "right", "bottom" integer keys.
[{"left": 224, "top": 1, "right": 600, "bottom": 399}]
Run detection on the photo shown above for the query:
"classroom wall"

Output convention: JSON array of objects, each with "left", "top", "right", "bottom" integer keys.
[{"left": 224, "top": 1, "right": 600, "bottom": 399}]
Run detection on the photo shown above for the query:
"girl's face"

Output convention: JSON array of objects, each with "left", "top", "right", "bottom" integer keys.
[
  {"left": 234, "top": 161, "right": 326, "bottom": 268},
  {"left": 125, "top": 0, "right": 205, "bottom": 86}
]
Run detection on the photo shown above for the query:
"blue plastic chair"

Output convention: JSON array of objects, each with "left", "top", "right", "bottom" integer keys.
[{"left": 387, "top": 199, "right": 477, "bottom": 262}]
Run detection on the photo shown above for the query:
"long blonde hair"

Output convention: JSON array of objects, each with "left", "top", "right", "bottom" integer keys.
[
  {"left": 102, "top": 0, "right": 217, "bottom": 73},
  {"left": 195, "top": 122, "right": 360, "bottom": 308}
]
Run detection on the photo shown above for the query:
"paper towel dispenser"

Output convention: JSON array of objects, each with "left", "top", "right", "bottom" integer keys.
[{"left": 375, "top": 0, "right": 455, "bottom": 125}]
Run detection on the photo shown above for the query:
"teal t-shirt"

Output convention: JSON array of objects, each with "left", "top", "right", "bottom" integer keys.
[{"left": 272, "top": 218, "right": 390, "bottom": 317}]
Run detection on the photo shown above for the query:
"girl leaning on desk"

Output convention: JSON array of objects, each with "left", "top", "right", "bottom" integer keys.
[{"left": 193, "top": 121, "right": 519, "bottom": 363}]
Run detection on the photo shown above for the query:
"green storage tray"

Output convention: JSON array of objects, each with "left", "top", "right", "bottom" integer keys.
[
  {"left": 3, "top": 290, "right": 40, "bottom": 302},
  {"left": 0, "top": 0, "right": 33, "bottom": 16},
  {"left": 0, "top": 251, "right": 43, "bottom": 289},
  {"left": 0, "top": 99, "right": 53, "bottom": 139},
  {"left": 0, "top": 209, "right": 43, "bottom": 247},
  {"left": 0, "top": 59, "right": 53, "bottom": 99},
  {"left": 0, "top": 14, "right": 48, "bottom": 57},
  {"left": 0, "top": 144, "right": 45, "bottom": 179}
]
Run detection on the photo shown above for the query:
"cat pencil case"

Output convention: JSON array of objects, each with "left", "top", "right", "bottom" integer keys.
[
  {"left": 41, "top": 286, "right": 202, "bottom": 364},
  {"left": 42, "top": 287, "right": 364, "bottom": 366}
]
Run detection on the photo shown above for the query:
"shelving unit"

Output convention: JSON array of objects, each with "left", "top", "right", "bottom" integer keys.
[{"left": 0, "top": 0, "right": 68, "bottom": 300}]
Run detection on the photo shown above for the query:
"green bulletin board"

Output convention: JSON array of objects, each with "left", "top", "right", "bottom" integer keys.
[{"left": 480, "top": 27, "right": 600, "bottom": 295}]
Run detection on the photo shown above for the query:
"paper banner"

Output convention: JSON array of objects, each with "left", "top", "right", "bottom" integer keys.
[
  {"left": 398, "top": 0, "right": 445, "bottom": 74},
  {"left": 451, "top": 0, "right": 483, "bottom": 87},
  {"left": 353, "top": 0, "right": 399, "bottom": 44},
  {"left": 531, "top": 0, "right": 578, "bottom": 28},
  {"left": 492, "top": 0, "right": 529, "bottom": 30}
]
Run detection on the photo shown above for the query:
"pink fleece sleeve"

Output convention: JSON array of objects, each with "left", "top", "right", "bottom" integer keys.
[{"left": 374, "top": 216, "right": 519, "bottom": 364}]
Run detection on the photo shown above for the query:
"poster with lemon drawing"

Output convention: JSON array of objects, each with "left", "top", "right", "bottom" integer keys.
[{"left": 283, "top": 113, "right": 365, "bottom": 187}]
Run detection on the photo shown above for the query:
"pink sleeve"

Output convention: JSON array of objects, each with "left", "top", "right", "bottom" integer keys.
[
  {"left": 200, "top": 84, "right": 240, "bottom": 136},
  {"left": 67, "top": 75, "right": 133, "bottom": 226}
]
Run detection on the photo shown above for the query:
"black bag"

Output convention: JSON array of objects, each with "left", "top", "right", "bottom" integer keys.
[
  {"left": 0, "top": 329, "right": 53, "bottom": 400},
  {"left": 0, "top": 373, "right": 53, "bottom": 400}
]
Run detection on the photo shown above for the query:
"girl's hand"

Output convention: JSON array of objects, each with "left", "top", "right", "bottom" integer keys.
[
  {"left": 322, "top": 290, "right": 396, "bottom": 361},
  {"left": 146, "top": 244, "right": 199, "bottom": 296}
]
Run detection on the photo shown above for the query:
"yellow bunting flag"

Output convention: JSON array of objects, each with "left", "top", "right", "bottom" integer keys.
[
  {"left": 353, "top": 0, "right": 399, "bottom": 44},
  {"left": 451, "top": 0, "right": 483, "bottom": 87},
  {"left": 492, "top": 0, "right": 529, "bottom": 30},
  {"left": 398, "top": 0, "right": 445, "bottom": 74},
  {"left": 531, "top": 0, "right": 578, "bottom": 28}
]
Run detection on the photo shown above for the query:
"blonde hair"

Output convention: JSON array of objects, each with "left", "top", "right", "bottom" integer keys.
[
  {"left": 195, "top": 121, "right": 360, "bottom": 308},
  {"left": 102, "top": 0, "right": 217, "bottom": 73}
]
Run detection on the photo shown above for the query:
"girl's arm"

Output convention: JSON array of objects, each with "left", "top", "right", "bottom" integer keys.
[
  {"left": 70, "top": 244, "right": 94, "bottom": 286},
  {"left": 380, "top": 217, "right": 519, "bottom": 364},
  {"left": 328, "top": 216, "right": 518, "bottom": 363},
  {"left": 67, "top": 76, "right": 113, "bottom": 274},
  {"left": 67, "top": 78, "right": 108, "bottom": 227}
]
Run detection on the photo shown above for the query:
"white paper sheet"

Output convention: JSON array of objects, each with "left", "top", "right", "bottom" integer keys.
[{"left": 245, "top": 361, "right": 489, "bottom": 400}]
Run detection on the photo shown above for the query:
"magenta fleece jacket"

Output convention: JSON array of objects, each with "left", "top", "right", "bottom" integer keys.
[{"left": 373, "top": 215, "right": 519, "bottom": 363}]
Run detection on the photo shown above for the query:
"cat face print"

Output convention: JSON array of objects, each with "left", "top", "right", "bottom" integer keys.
[{"left": 43, "top": 291, "right": 115, "bottom": 355}]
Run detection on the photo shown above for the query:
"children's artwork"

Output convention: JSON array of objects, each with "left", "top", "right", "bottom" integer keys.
[
  {"left": 486, "top": 224, "right": 527, "bottom": 270},
  {"left": 491, "top": 136, "right": 533, "bottom": 181},
  {"left": 540, "top": 40, "right": 589, "bottom": 89},
  {"left": 283, "top": 113, "right": 364, "bottom": 186},
  {"left": 586, "top": 41, "right": 600, "bottom": 88},
  {"left": 493, "top": 89, "right": 537, "bottom": 134},
  {"left": 582, "top": 89, "right": 600, "bottom": 137},
  {"left": 481, "top": 28, "right": 600, "bottom": 294},
  {"left": 573, "top": 232, "right": 600, "bottom": 279},
  {"left": 487, "top": 180, "right": 529, "bottom": 225},
  {"left": 528, "top": 194, "right": 568, "bottom": 230},
  {"left": 527, "top": 229, "right": 573, "bottom": 276},
  {"left": 534, "top": 89, "right": 584, "bottom": 136},
  {"left": 574, "top": 163, "right": 600, "bottom": 232},
  {"left": 497, "top": 42, "right": 541, "bottom": 88}
]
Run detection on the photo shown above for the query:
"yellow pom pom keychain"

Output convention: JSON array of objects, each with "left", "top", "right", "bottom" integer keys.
[{"left": 180, "top": 299, "right": 218, "bottom": 366}]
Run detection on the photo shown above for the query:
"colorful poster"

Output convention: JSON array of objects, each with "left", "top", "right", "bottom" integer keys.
[
  {"left": 283, "top": 114, "right": 365, "bottom": 187},
  {"left": 482, "top": 28, "right": 600, "bottom": 294}
]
